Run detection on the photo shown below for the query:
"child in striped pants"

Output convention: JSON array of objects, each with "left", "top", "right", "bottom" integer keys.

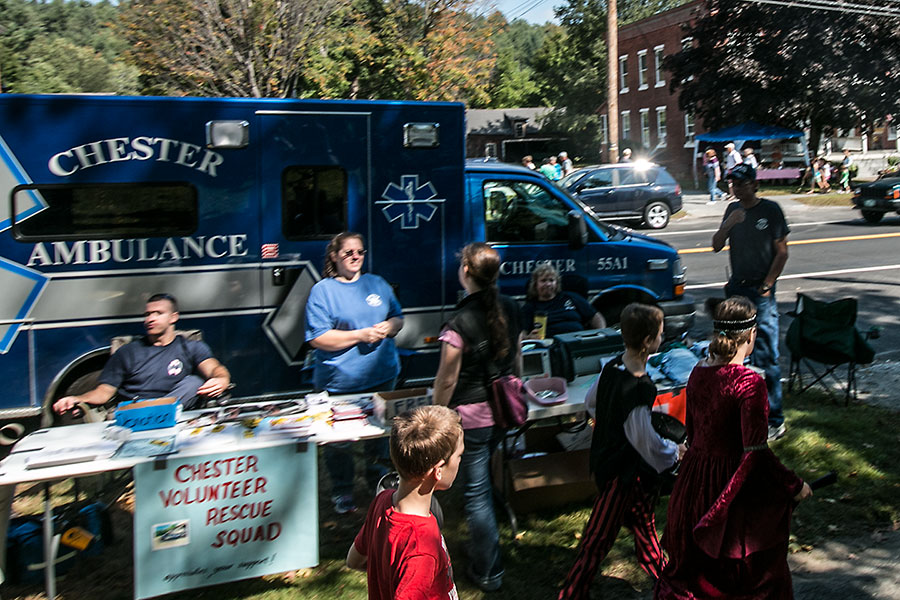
[{"left": 558, "top": 303, "right": 685, "bottom": 600}]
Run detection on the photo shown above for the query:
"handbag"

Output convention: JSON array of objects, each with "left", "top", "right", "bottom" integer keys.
[{"left": 489, "top": 374, "right": 527, "bottom": 429}]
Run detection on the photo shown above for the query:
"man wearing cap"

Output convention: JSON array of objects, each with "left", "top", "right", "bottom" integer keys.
[
  {"left": 723, "top": 142, "right": 743, "bottom": 193},
  {"left": 712, "top": 164, "right": 789, "bottom": 440}
]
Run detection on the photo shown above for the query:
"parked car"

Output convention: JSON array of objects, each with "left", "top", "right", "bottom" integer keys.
[
  {"left": 558, "top": 162, "right": 683, "bottom": 229},
  {"left": 851, "top": 176, "right": 900, "bottom": 223}
]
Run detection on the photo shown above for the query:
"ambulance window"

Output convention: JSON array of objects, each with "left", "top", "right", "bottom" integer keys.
[
  {"left": 484, "top": 180, "right": 570, "bottom": 243},
  {"left": 11, "top": 183, "right": 196, "bottom": 241},
  {"left": 282, "top": 166, "right": 347, "bottom": 239}
]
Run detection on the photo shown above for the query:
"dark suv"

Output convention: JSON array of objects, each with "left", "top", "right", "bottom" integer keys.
[
  {"left": 558, "top": 162, "right": 683, "bottom": 229},
  {"left": 852, "top": 175, "right": 900, "bottom": 223}
]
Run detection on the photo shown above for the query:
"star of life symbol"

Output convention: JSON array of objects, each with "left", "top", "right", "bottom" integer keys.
[
  {"left": 0, "top": 134, "right": 48, "bottom": 354},
  {"left": 376, "top": 175, "right": 444, "bottom": 229}
]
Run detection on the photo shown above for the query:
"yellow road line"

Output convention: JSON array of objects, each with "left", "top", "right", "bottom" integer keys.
[{"left": 679, "top": 232, "right": 900, "bottom": 254}]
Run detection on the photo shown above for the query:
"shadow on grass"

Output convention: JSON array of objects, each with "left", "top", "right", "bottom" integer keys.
[{"left": 4, "top": 390, "right": 898, "bottom": 599}]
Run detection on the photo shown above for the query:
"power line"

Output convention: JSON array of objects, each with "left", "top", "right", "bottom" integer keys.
[
  {"left": 510, "top": 0, "right": 553, "bottom": 21},
  {"left": 742, "top": 0, "right": 900, "bottom": 18}
]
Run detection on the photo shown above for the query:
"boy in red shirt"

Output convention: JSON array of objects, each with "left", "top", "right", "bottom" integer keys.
[{"left": 347, "top": 405, "right": 463, "bottom": 599}]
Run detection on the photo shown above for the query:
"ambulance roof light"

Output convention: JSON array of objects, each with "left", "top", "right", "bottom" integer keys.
[{"left": 206, "top": 120, "right": 250, "bottom": 149}]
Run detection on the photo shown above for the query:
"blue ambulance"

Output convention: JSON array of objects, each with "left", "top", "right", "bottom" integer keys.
[{"left": 0, "top": 94, "right": 693, "bottom": 432}]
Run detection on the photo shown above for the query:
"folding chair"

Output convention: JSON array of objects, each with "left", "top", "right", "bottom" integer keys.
[{"left": 786, "top": 293, "right": 877, "bottom": 405}]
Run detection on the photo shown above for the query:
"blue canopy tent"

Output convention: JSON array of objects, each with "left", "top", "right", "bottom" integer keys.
[{"left": 693, "top": 121, "right": 809, "bottom": 186}]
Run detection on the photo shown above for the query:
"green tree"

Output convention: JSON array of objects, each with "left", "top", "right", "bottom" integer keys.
[
  {"left": 666, "top": 0, "right": 900, "bottom": 153},
  {"left": 485, "top": 16, "right": 545, "bottom": 107},
  {"left": 0, "top": 0, "right": 43, "bottom": 91},
  {"left": 118, "top": 0, "right": 352, "bottom": 97},
  {"left": 343, "top": 0, "right": 498, "bottom": 104},
  {"left": 540, "top": 0, "right": 688, "bottom": 159},
  {"left": 1, "top": 0, "right": 139, "bottom": 94}
]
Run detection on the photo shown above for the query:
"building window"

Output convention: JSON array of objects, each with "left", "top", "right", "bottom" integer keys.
[
  {"left": 656, "top": 107, "right": 667, "bottom": 147},
  {"left": 681, "top": 36, "right": 693, "bottom": 51},
  {"left": 654, "top": 45, "right": 665, "bottom": 87},
  {"left": 514, "top": 121, "right": 527, "bottom": 137},
  {"left": 637, "top": 50, "right": 648, "bottom": 90},
  {"left": 621, "top": 110, "right": 631, "bottom": 142},
  {"left": 684, "top": 113, "right": 695, "bottom": 146},
  {"left": 484, "top": 142, "right": 497, "bottom": 158},
  {"left": 619, "top": 55, "right": 629, "bottom": 93},
  {"left": 600, "top": 114, "right": 609, "bottom": 145},
  {"left": 640, "top": 109, "right": 650, "bottom": 147}
]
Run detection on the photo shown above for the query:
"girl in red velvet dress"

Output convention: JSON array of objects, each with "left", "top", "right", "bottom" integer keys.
[{"left": 655, "top": 296, "right": 813, "bottom": 600}]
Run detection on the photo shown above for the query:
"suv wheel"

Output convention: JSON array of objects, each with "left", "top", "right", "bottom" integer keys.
[
  {"left": 861, "top": 209, "right": 884, "bottom": 224},
  {"left": 643, "top": 201, "right": 671, "bottom": 229}
]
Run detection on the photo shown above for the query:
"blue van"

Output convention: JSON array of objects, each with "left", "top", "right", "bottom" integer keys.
[{"left": 0, "top": 94, "right": 693, "bottom": 430}]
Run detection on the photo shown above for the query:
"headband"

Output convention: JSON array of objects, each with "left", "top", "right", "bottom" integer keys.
[{"left": 713, "top": 316, "right": 757, "bottom": 333}]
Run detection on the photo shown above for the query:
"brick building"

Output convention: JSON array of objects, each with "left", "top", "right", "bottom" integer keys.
[{"left": 598, "top": 0, "right": 704, "bottom": 181}]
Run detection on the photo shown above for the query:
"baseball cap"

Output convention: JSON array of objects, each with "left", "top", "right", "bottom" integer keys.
[{"left": 726, "top": 163, "right": 756, "bottom": 182}]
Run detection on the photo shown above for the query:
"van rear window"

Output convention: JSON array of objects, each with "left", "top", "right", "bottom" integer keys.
[
  {"left": 12, "top": 183, "right": 197, "bottom": 241},
  {"left": 282, "top": 166, "right": 347, "bottom": 239}
]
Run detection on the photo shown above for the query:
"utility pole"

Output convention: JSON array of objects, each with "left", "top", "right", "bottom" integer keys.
[{"left": 607, "top": 0, "right": 619, "bottom": 163}]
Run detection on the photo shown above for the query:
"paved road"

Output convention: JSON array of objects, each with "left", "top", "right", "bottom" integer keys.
[{"left": 659, "top": 192, "right": 900, "bottom": 362}]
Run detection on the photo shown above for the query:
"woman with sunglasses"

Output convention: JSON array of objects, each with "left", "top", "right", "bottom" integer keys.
[{"left": 305, "top": 232, "right": 404, "bottom": 515}]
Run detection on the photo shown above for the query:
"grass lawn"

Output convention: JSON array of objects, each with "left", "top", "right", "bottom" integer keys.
[{"left": 5, "top": 390, "right": 900, "bottom": 599}]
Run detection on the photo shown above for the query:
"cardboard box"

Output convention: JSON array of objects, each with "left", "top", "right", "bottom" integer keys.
[
  {"left": 372, "top": 388, "right": 433, "bottom": 426},
  {"left": 115, "top": 397, "right": 180, "bottom": 432},
  {"left": 493, "top": 424, "right": 596, "bottom": 513}
]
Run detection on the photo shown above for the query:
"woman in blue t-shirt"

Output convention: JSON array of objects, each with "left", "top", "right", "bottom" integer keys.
[
  {"left": 305, "top": 232, "right": 404, "bottom": 515},
  {"left": 521, "top": 264, "right": 605, "bottom": 339}
]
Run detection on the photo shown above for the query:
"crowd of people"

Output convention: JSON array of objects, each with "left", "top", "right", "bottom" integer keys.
[
  {"left": 803, "top": 149, "right": 854, "bottom": 194},
  {"left": 337, "top": 164, "right": 809, "bottom": 598},
  {"left": 52, "top": 164, "right": 806, "bottom": 598},
  {"left": 522, "top": 151, "right": 574, "bottom": 180},
  {"left": 704, "top": 143, "right": 854, "bottom": 200}
]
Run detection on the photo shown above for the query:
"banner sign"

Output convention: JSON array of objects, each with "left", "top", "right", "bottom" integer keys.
[{"left": 133, "top": 442, "right": 318, "bottom": 599}]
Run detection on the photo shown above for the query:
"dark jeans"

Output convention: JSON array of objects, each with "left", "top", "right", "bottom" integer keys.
[
  {"left": 460, "top": 425, "right": 505, "bottom": 581},
  {"left": 323, "top": 378, "right": 395, "bottom": 498},
  {"left": 725, "top": 283, "right": 783, "bottom": 426}
]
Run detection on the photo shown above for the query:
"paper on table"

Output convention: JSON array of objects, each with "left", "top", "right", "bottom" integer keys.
[
  {"left": 24, "top": 440, "right": 122, "bottom": 469},
  {"left": 115, "top": 436, "right": 177, "bottom": 458},
  {"left": 175, "top": 422, "right": 241, "bottom": 452}
]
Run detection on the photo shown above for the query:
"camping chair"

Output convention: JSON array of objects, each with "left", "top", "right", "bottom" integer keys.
[
  {"left": 560, "top": 273, "right": 589, "bottom": 299},
  {"left": 76, "top": 329, "right": 213, "bottom": 423},
  {"left": 786, "top": 293, "right": 877, "bottom": 405}
]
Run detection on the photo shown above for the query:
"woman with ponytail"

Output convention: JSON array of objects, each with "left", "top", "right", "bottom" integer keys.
[
  {"left": 433, "top": 242, "right": 522, "bottom": 592},
  {"left": 656, "top": 296, "right": 812, "bottom": 600}
]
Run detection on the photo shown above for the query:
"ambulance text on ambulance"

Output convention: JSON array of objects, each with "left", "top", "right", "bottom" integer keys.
[{"left": 27, "top": 235, "right": 249, "bottom": 267}]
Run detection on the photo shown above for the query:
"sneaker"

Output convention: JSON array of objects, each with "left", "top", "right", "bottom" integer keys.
[
  {"left": 767, "top": 423, "right": 786, "bottom": 441},
  {"left": 332, "top": 494, "right": 357, "bottom": 514}
]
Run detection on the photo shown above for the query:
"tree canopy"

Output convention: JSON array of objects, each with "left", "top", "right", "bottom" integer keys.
[
  {"left": 0, "top": 0, "right": 138, "bottom": 94},
  {"left": 666, "top": 0, "right": 900, "bottom": 152}
]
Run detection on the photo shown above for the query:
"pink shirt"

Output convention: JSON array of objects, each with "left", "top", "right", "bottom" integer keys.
[{"left": 439, "top": 328, "right": 495, "bottom": 430}]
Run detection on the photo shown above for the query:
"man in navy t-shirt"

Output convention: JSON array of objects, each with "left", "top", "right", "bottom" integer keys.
[
  {"left": 53, "top": 293, "right": 231, "bottom": 414},
  {"left": 712, "top": 164, "right": 790, "bottom": 441}
]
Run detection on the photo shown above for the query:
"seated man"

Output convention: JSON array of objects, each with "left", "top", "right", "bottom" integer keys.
[{"left": 53, "top": 293, "right": 230, "bottom": 415}]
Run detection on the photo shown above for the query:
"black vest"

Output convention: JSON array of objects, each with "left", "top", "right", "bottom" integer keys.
[
  {"left": 590, "top": 354, "right": 658, "bottom": 487},
  {"left": 445, "top": 291, "right": 519, "bottom": 409}
]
